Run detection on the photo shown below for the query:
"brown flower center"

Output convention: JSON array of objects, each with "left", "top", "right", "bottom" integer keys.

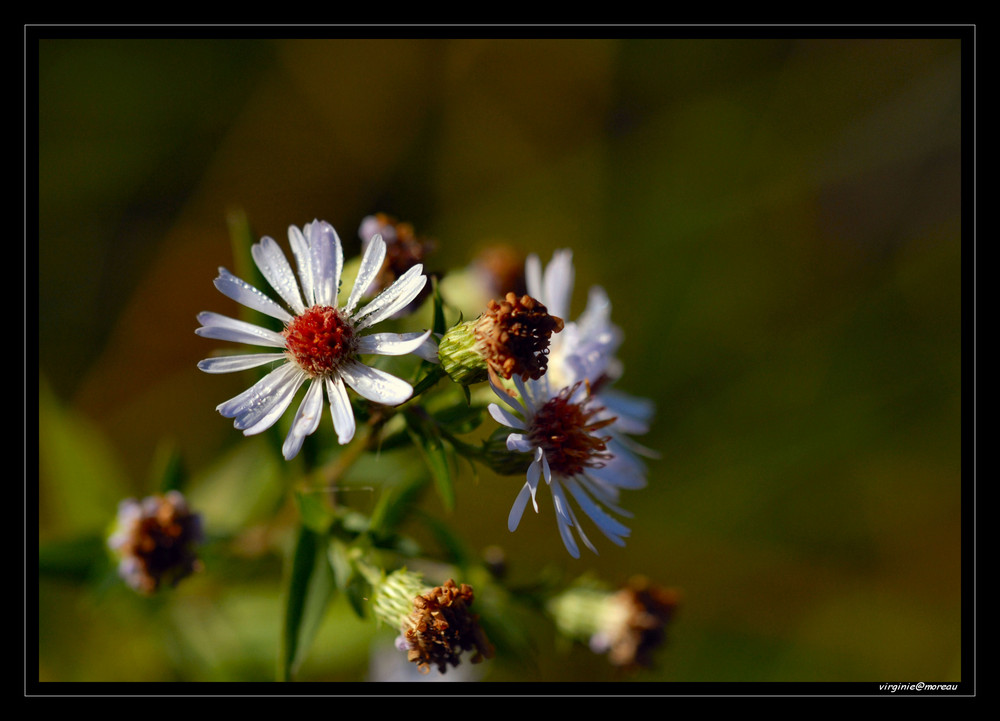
[
  {"left": 283, "top": 305, "right": 356, "bottom": 377},
  {"left": 120, "top": 494, "right": 202, "bottom": 595},
  {"left": 528, "top": 383, "right": 615, "bottom": 476},
  {"left": 474, "top": 292, "right": 564, "bottom": 381},
  {"left": 402, "top": 579, "right": 495, "bottom": 674}
]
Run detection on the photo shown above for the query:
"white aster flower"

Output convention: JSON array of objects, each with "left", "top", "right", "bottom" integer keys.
[
  {"left": 526, "top": 249, "right": 655, "bottom": 438},
  {"left": 488, "top": 373, "right": 646, "bottom": 558},
  {"left": 196, "top": 219, "right": 432, "bottom": 460}
]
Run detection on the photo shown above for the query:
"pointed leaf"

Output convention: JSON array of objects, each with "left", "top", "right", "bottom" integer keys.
[
  {"left": 279, "top": 525, "right": 335, "bottom": 681},
  {"left": 404, "top": 411, "right": 456, "bottom": 512}
]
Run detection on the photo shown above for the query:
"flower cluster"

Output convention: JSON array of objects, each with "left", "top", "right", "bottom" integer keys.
[
  {"left": 483, "top": 250, "right": 653, "bottom": 558},
  {"left": 187, "top": 213, "right": 661, "bottom": 677}
]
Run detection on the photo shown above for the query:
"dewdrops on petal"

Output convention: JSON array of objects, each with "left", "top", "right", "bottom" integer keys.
[
  {"left": 107, "top": 491, "right": 203, "bottom": 595},
  {"left": 488, "top": 374, "right": 642, "bottom": 559},
  {"left": 196, "top": 219, "right": 431, "bottom": 460}
]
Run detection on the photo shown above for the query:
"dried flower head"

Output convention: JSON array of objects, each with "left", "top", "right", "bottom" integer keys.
[
  {"left": 593, "top": 576, "right": 680, "bottom": 668},
  {"left": 401, "top": 579, "right": 496, "bottom": 675},
  {"left": 475, "top": 292, "right": 565, "bottom": 382},
  {"left": 437, "top": 293, "right": 564, "bottom": 386},
  {"left": 359, "top": 213, "right": 436, "bottom": 300},
  {"left": 548, "top": 575, "right": 679, "bottom": 669},
  {"left": 107, "top": 491, "right": 203, "bottom": 595},
  {"left": 371, "top": 569, "right": 494, "bottom": 676}
]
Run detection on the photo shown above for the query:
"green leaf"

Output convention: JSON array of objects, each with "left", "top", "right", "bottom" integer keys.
[
  {"left": 432, "top": 275, "right": 447, "bottom": 336},
  {"left": 404, "top": 411, "right": 456, "bottom": 512},
  {"left": 279, "top": 525, "right": 335, "bottom": 682},
  {"left": 327, "top": 538, "right": 355, "bottom": 591}
]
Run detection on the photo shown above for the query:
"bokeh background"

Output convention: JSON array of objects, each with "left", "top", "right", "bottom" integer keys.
[{"left": 36, "top": 35, "right": 964, "bottom": 684}]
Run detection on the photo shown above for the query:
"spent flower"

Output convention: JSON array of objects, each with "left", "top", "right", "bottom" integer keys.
[
  {"left": 358, "top": 213, "right": 436, "bottom": 313},
  {"left": 196, "top": 220, "right": 432, "bottom": 460},
  {"left": 438, "top": 292, "right": 564, "bottom": 386},
  {"left": 370, "top": 568, "right": 494, "bottom": 675},
  {"left": 548, "top": 576, "right": 679, "bottom": 668},
  {"left": 107, "top": 491, "right": 203, "bottom": 595}
]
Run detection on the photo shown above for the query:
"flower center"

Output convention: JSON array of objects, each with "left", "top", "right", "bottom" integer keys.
[
  {"left": 528, "top": 383, "right": 615, "bottom": 477},
  {"left": 283, "top": 305, "right": 356, "bottom": 377}
]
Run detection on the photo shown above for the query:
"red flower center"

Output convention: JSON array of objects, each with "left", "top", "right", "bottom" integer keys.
[
  {"left": 528, "top": 383, "right": 615, "bottom": 477},
  {"left": 283, "top": 305, "right": 356, "bottom": 377}
]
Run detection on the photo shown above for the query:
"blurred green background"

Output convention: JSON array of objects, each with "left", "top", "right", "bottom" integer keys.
[{"left": 36, "top": 36, "right": 963, "bottom": 684}]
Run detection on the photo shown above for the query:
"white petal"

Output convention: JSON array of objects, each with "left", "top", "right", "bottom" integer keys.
[
  {"left": 588, "top": 451, "right": 646, "bottom": 490},
  {"left": 252, "top": 236, "right": 305, "bottom": 314},
  {"left": 542, "top": 249, "right": 575, "bottom": 321},
  {"left": 525, "top": 253, "right": 543, "bottom": 302},
  {"left": 507, "top": 482, "right": 533, "bottom": 532},
  {"left": 288, "top": 224, "right": 315, "bottom": 308},
  {"left": 356, "top": 329, "right": 433, "bottom": 357},
  {"left": 412, "top": 333, "right": 441, "bottom": 363},
  {"left": 352, "top": 264, "right": 427, "bottom": 331},
  {"left": 308, "top": 221, "right": 342, "bottom": 308},
  {"left": 540, "top": 450, "right": 552, "bottom": 484},
  {"left": 489, "top": 374, "right": 528, "bottom": 416},
  {"left": 196, "top": 312, "right": 287, "bottom": 348},
  {"left": 282, "top": 378, "right": 325, "bottom": 459},
  {"left": 563, "top": 477, "right": 630, "bottom": 544},
  {"left": 325, "top": 375, "right": 356, "bottom": 445},
  {"left": 552, "top": 506, "right": 581, "bottom": 558},
  {"left": 488, "top": 402, "right": 526, "bottom": 431},
  {"left": 512, "top": 374, "right": 541, "bottom": 415},
  {"left": 505, "top": 433, "right": 534, "bottom": 453},
  {"left": 213, "top": 268, "right": 293, "bottom": 322},
  {"left": 551, "top": 481, "right": 597, "bottom": 556},
  {"left": 578, "top": 472, "right": 633, "bottom": 517},
  {"left": 338, "top": 359, "right": 413, "bottom": 406},
  {"left": 197, "top": 353, "right": 287, "bottom": 374},
  {"left": 526, "top": 451, "right": 542, "bottom": 491},
  {"left": 600, "top": 388, "right": 655, "bottom": 432},
  {"left": 241, "top": 374, "right": 307, "bottom": 436},
  {"left": 215, "top": 362, "right": 304, "bottom": 432},
  {"left": 345, "top": 234, "right": 386, "bottom": 314}
]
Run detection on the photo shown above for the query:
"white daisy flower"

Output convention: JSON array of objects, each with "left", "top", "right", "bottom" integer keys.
[
  {"left": 488, "top": 373, "right": 646, "bottom": 558},
  {"left": 526, "top": 249, "right": 655, "bottom": 437},
  {"left": 196, "top": 219, "right": 432, "bottom": 460}
]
